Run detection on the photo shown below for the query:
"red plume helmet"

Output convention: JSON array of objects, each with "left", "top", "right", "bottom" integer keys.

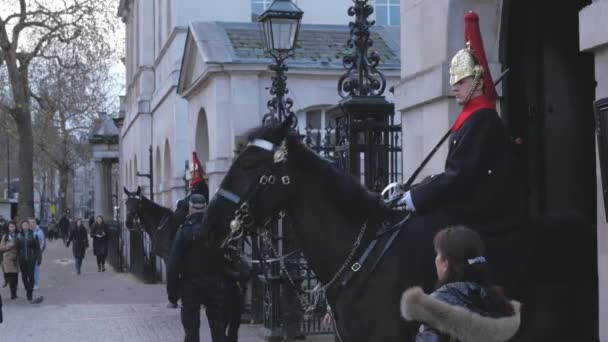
[
  {"left": 463, "top": 11, "right": 497, "bottom": 102},
  {"left": 190, "top": 152, "right": 206, "bottom": 187}
]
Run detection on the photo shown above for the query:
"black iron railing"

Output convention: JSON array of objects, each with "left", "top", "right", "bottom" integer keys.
[
  {"left": 129, "top": 227, "right": 157, "bottom": 284},
  {"left": 106, "top": 221, "right": 125, "bottom": 272}
]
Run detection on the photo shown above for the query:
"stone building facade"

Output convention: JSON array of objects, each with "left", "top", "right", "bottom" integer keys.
[{"left": 116, "top": 0, "right": 401, "bottom": 279}]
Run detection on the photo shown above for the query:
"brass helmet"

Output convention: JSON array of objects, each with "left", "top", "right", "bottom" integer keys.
[{"left": 449, "top": 42, "right": 483, "bottom": 86}]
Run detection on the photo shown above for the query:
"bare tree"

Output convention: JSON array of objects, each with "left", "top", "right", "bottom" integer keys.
[
  {"left": 32, "top": 48, "right": 116, "bottom": 215},
  {"left": 0, "top": 0, "right": 120, "bottom": 218}
]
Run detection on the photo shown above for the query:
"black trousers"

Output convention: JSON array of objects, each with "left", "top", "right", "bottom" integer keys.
[
  {"left": 181, "top": 276, "right": 227, "bottom": 342},
  {"left": 96, "top": 254, "right": 106, "bottom": 269},
  {"left": 5, "top": 273, "right": 18, "bottom": 298},
  {"left": 225, "top": 280, "right": 245, "bottom": 342},
  {"left": 19, "top": 259, "right": 35, "bottom": 300}
]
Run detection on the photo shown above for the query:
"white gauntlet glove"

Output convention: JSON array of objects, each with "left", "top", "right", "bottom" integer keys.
[{"left": 397, "top": 191, "right": 416, "bottom": 211}]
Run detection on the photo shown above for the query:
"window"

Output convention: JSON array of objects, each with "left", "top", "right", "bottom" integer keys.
[
  {"left": 376, "top": 0, "right": 400, "bottom": 26},
  {"left": 251, "top": 0, "right": 273, "bottom": 22}
]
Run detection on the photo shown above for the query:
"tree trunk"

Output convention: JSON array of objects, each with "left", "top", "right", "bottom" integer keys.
[
  {"left": 59, "top": 166, "right": 70, "bottom": 215},
  {"left": 15, "top": 110, "right": 35, "bottom": 220},
  {"left": 39, "top": 170, "right": 47, "bottom": 221}
]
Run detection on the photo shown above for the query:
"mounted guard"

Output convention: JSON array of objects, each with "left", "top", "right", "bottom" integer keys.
[{"left": 396, "top": 11, "right": 524, "bottom": 233}]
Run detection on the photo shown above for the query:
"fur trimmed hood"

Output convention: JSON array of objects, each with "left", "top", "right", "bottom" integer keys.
[{"left": 401, "top": 287, "right": 521, "bottom": 342}]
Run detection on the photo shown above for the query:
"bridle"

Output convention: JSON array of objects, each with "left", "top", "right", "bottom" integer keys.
[
  {"left": 125, "top": 193, "right": 171, "bottom": 234},
  {"left": 216, "top": 138, "right": 292, "bottom": 242},
  {"left": 215, "top": 137, "right": 373, "bottom": 323},
  {"left": 127, "top": 194, "right": 148, "bottom": 230}
]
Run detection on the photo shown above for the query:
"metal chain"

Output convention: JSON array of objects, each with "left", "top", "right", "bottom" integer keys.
[
  {"left": 258, "top": 219, "right": 370, "bottom": 314},
  {"left": 310, "top": 220, "right": 369, "bottom": 294},
  {"left": 261, "top": 231, "right": 317, "bottom": 313}
]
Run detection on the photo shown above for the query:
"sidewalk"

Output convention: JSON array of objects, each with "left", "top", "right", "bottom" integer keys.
[{"left": 0, "top": 239, "right": 275, "bottom": 342}]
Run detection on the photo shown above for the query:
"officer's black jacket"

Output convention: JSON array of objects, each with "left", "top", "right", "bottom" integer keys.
[
  {"left": 16, "top": 230, "right": 41, "bottom": 262},
  {"left": 409, "top": 108, "right": 524, "bottom": 228},
  {"left": 166, "top": 212, "right": 224, "bottom": 303}
]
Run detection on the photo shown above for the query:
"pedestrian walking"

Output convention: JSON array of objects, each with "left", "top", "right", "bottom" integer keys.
[
  {"left": 400, "top": 226, "right": 521, "bottom": 342},
  {"left": 47, "top": 216, "right": 58, "bottom": 241},
  {"left": 167, "top": 194, "right": 227, "bottom": 342},
  {"left": 58, "top": 213, "right": 70, "bottom": 243},
  {"left": 0, "top": 215, "right": 7, "bottom": 288},
  {"left": 16, "top": 220, "right": 42, "bottom": 303},
  {"left": 91, "top": 215, "right": 109, "bottom": 272},
  {"left": 0, "top": 221, "right": 20, "bottom": 299},
  {"left": 30, "top": 218, "right": 45, "bottom": 290},
  {"left": 66, "top": 219, "right": 89, "bottom": 275}
]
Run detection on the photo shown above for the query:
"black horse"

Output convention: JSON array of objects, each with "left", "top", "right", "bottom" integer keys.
[
  {"left": 123, "top": 186, "right": 245, "bottom": 342},
  {"left": 200, "top": 121, "right": 598, "bottom": 342}
]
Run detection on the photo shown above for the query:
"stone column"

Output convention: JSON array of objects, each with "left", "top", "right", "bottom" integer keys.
[
  {"left": 93, "top": 159, "right": 105, "bottom": 218},
  {"left": 580, "top": 2, "right": 608, "bottom": 340},
  {"left": 102, "top": 160, "right": 113, "bottom": 220}
]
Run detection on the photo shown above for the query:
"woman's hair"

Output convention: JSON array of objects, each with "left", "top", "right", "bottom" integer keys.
[
  {"left": 96, "top": 215, "right": 104, "bottom": 223},
  {"left": 7, "top": 221, "right": 16, "bottom": 229},
  {"left": 434, "top": 225, "right": 514, "bottom": 315}
]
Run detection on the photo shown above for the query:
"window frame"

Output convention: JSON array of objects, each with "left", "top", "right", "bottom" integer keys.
[
  {"left": 375, "top": 0, "right": 400, "bottom": 26},
  {"left": 251, "top": 0, "right": 273, "bottom": 22}
]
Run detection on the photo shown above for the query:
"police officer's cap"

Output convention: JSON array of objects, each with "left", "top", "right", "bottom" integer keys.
[{"left": 189, "top": 194, "right": 207, "bottom": 210}]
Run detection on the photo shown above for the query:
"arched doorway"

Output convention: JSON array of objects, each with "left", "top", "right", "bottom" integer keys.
[
  {"left": 195, "top": 109, "right": 210, "bottom": 164},
  {"left": 501, "top": 0, "right": 595, "bottom": 219}
]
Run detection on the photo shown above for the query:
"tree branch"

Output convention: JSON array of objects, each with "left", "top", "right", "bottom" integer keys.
[
  {"left": 31, "top": 92, "right": 44, "bottom": 108},
  {"left": 11, "top": 0, "right": 28, "bottom": 48}
]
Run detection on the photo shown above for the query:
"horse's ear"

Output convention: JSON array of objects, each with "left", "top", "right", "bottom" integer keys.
[
  {"left": 123, "top": 187, "right": 130, "bottom": 196},
  {"left": 136, "top": 186, "right": 142, "bottom": 196}
]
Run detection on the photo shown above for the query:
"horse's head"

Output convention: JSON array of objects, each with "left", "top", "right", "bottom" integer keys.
[
  {"left": 202, "top": 120, "right": 297, "bottom": 241},
  {"left": 124, "top": 186, "right": 143, "bottom": 229}
]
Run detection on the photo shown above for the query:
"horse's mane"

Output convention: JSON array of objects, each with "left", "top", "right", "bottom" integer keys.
[
  {"left": 246, "top": 125, "right": 394, "bottom": 221},
  {"left": 140, "top": 195, "right": 174, "bottom": 216}
]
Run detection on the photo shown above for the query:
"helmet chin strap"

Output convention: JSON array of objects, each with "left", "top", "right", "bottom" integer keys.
[{"left": 461, "top": 72, "right": 482, "bottom": 105}]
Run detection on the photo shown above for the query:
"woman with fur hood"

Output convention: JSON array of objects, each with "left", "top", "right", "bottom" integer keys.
[{"left": 401, "top": 226, "right": 521, "bottom": 342}]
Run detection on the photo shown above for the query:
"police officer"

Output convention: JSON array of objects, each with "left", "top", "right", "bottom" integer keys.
[{"left": 166, "top": 194, "right": 227, "bottom": 342}]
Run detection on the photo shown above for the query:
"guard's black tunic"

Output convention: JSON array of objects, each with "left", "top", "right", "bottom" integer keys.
[{"left": 409, "top": 108, "right": 524, "bottom": 230}]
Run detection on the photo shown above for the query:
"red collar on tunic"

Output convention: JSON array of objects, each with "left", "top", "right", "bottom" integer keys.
[{"left": 451, "top": 95, "right": 496, "bottom": 132}]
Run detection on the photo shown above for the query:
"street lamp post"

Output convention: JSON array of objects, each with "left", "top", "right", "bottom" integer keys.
[
  {"left": 183, "top": 160, "right": 189, "bottom": 196},
  {"left": 136, "top": 145, "right": 154, "bottom": 202},
  {"left": 257, "top": 1, "right": 304, "bottom": 338},
  {"left": 258, "top": 0, "right": 303, "bottom": 127}
]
